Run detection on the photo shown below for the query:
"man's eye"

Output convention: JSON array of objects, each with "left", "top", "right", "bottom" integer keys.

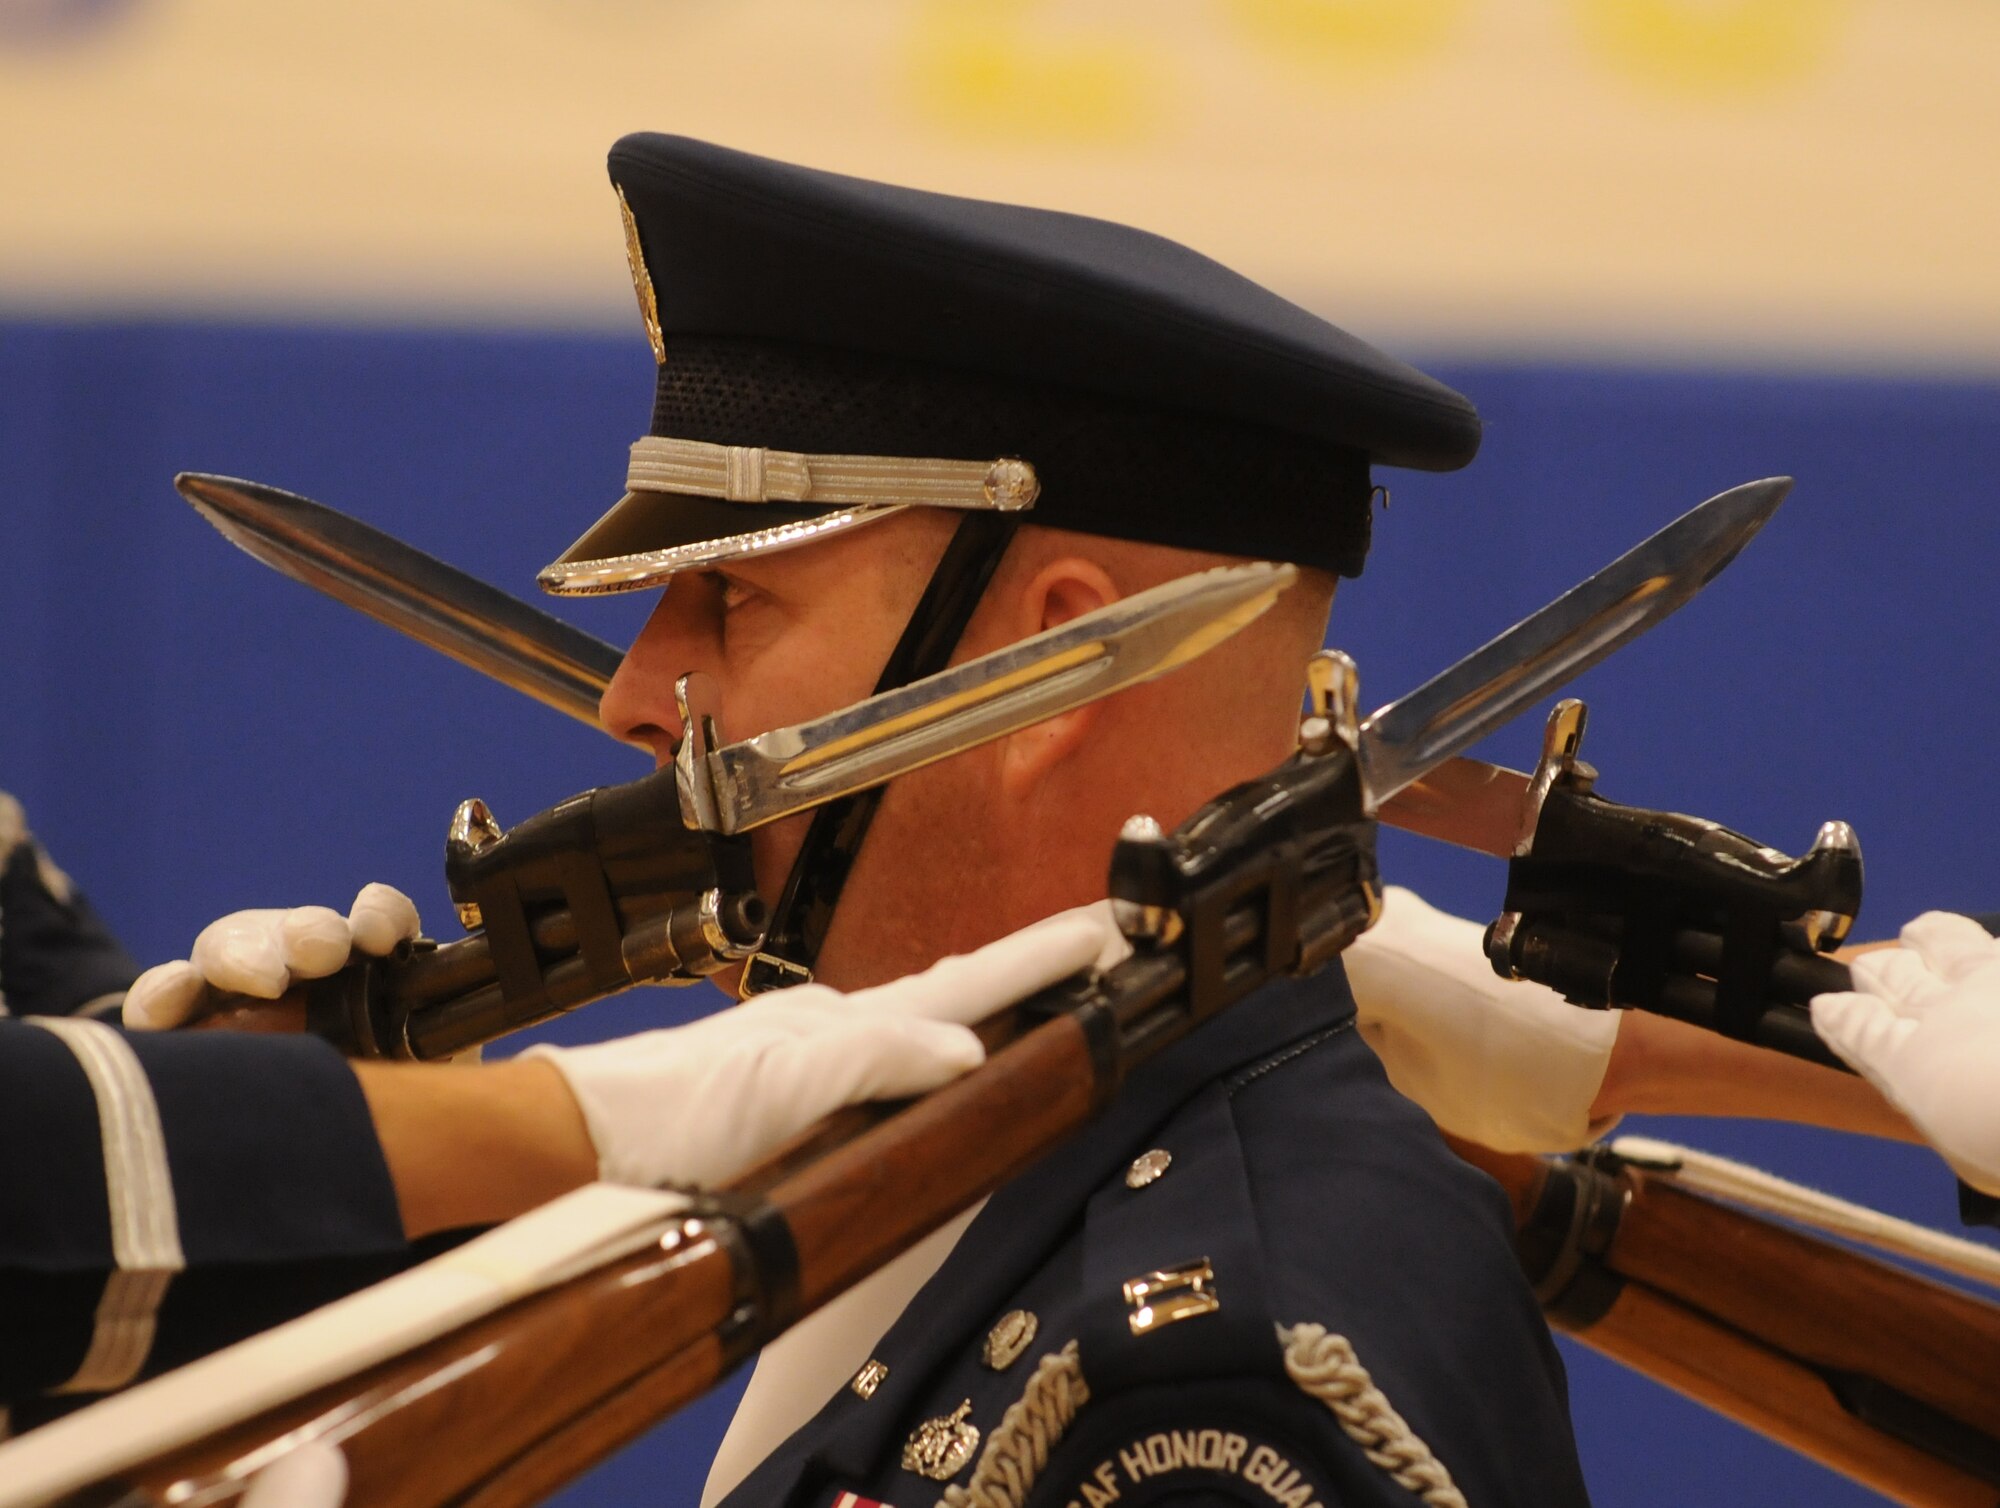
[{"left": 699, "top": 570, "right": 753, "bottom": 612}]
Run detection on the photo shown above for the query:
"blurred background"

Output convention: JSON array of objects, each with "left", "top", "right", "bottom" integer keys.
[{"left": 2, "top": 2, "right": 1995, "bottom": 1504}]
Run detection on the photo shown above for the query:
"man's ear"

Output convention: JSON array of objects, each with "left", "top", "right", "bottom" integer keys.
[{"left": 999, "top": 556, "right": 1120, "bottom": 799}]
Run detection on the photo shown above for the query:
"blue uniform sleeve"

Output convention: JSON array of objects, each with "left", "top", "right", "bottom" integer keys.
[
  {"left": 0, "top": 800, "right": 139, "bottom": 1018},
  {"left": 0, "top": 1018, "right": 409, "bottom": 1402}
]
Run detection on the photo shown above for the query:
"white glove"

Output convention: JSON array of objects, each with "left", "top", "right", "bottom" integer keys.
[
  {"left": 1811, "top": 910, "right": 2000, "bottom": 1197},
  {"left": 527, "top": 905, "right": 1116, "bottom": 1189},
  {"left": 239, "top": 1440, "right": 347, "bottom": 1508},
  {"left": 123, "top": 883, "right": 421, "bottom": 1029},
  {"left": 1345, "top": 886, "right": 1621, "bottom": 1152}
]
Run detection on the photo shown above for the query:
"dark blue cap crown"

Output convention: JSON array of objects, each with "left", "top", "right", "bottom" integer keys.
[{"left": 550, "top": 134, "right": 1481, "bottom": 585}]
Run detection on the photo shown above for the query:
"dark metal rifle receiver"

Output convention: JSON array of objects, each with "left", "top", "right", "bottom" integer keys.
[
  {"left": 1486, "top": 702, "right": 1864, "bottom": 1069},
  {"left": 1108, "top": 730, "right": 1380, "bottom": 1026}
]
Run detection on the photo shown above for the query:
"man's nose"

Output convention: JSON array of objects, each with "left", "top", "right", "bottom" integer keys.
[{"left": 599, "top": 597, "right": 697, "bottom": 762}]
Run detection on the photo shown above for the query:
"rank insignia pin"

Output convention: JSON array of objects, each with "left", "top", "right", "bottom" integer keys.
[
  {"left": 1124, "top": 1258, "right": 1220, "bottom": 1336},
  {"left": 901, "top": 1399, "right": 980, "bottom": 1481}
]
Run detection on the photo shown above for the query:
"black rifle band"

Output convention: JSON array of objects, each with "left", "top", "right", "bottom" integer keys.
[{"left": 684, "top": 1188, "right": 804, "bottom": 1367}]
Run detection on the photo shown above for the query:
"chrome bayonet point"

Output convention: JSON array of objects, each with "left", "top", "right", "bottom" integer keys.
[
  {"left": 680, "top": 562, "right": 1297, "bottom": 835},
  {"left": 1356, "top": 477, "right": 1790, "bottom": 814},
  {"left": 174, "top": 473, "right": 625, "bottom": 730}
]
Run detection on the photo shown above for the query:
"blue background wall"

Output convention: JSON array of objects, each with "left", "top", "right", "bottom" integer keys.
[{"left": 2, "top": 321, "right": 1995, "bottom": 1505}]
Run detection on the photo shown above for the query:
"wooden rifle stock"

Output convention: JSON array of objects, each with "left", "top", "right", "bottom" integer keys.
[
  {"left": 1449, "top": 1136, "right": 2000, "bottom": 1507},
  {"left": 76, "top": 825, "right": 1379, "bottom": 1508},
  {"left": 82, "top": 1000, "right": 1098, "bottom": 1507}
]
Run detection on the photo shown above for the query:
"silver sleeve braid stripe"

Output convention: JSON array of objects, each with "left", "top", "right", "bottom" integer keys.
[{"left": 26, "top": 1017, "right": 185, "bottom": 1392}]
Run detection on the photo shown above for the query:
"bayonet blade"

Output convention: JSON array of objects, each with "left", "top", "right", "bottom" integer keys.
[
  {"left": 175, "top": 473, "right": 623, "bottom": 729},
  {"left": 1374, "top": 756, "right": 1535, "bottom": 857},
  {"left": 1355, "top": 477, "right": 1791, "bottom": 811},
  {"left": 688, "top": 562, "right": 1296, "bottom": 834}
]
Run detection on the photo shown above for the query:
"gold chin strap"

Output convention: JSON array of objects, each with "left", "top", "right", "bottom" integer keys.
[{"left": 627, "top": 435, "right": 1041, "bottom": 510}]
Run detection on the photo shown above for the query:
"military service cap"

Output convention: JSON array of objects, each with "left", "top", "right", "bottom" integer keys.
[{"left": 539, "top": 134, "right": 1480, "bottom": 594}]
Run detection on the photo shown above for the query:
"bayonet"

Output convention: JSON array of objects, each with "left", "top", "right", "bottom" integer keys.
[
  {"left": 1354, "top": 477, "right": 1790, "bottom": 818},
  {"left": 677, "top": 563, "right": 1292, "bottom": 834},
  {"left": 175, "top": 473, "right": 623, "bottom": 730}
]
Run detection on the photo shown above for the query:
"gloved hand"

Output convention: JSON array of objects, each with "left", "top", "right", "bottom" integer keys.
[
  {"left": 1344, "top": 886, "right": 1621, "bottom": 1153},
  {"left": 240, "top": 1441, "right": 347, "bottom": 1508},
  {"left": 526, "top": 905, "right": 1116, "bottom": 1188},
  {"left": 1811, "top": 910, "right": 2000, "bottom": 1197},
  {"left": 123, "top": 883, "right": 421, "bottom": 1030}
]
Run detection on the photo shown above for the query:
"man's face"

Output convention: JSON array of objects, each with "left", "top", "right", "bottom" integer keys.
[
  {"left": 596, "top": 513, "right": 1315, "bottom": 992},
  {"left": 597, "top": 510, "right": 965, "bottom": 972}
]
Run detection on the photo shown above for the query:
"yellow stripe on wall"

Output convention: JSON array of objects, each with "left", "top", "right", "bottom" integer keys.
[{"left": 1, "top": 0, "right": 1993, "bottom": 368}]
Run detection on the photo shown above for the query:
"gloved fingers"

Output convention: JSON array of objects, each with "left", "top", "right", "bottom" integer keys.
[
  {"left": 1811, "top": 989, "right": 1919, "bottom": 1080},
  {"left": 1072, "top": 899, "right": 1136, "bottom": 973},
  {"left": 1900, "top": 911, "right": 2000, "bottom": 986},
  {"left": 721, "top": 998, "right": 873, "bottom": 1042},
  {"left": 279, "top": 906, "right": 355, "bottom": 980},
  {"left": 761, "top": 1017, "right": 986, "bottom": 1116},
  {"left": 349, "top": 883, "right": 422, "bottom": 957},
  {"left": 122, "top": 960, "right": 211, "bottom": 1030},
  {"left": 1847, "top": 946, "right": 1937, "bottom": 1012},
  {"left": 846, "top": 910, "right": 1116, "bottom": 1026},
  {"left": 239, "top": 1439, "right": 347, "bottom": 1508},
  {"left": 190, "top": 909, "right": 297, "bottom": 999},
  {"left": 729, "top": 983, "right": 854, "bottom": 1030}
]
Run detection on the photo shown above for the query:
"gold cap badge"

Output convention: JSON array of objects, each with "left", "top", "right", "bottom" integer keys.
[{"left": 615, "top": 184, "right": 666, "bottom": 366}]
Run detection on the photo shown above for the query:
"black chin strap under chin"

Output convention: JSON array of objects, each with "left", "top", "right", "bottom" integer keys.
[{"left": 738, "top": 512, "right": 1023, "bottom": 996}]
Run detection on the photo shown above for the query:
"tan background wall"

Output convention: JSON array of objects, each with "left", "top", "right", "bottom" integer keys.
[{"left": 3, "top": 0, "right": 1996, "bottom": 366}]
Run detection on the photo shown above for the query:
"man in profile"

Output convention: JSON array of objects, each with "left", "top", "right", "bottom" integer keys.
[{"left": 535, "top": 134, "right": 1588, "bottom": 1508}]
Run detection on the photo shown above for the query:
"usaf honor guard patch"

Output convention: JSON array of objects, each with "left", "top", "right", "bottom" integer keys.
[{"left": 1060, "top": 1427, "right": 1340, "bottom": 1508}]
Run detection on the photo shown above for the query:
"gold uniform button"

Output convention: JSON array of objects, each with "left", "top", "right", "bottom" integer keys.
[
  {"left": 1126, "top": 1148, "right": 1173, "bottom": 1188},
  {"left": 982, "top": 1308, "right": 1039, "bottom": 1371},
  {"left": 851, "top": 1358, "right": 889, "bottom": 1399}
]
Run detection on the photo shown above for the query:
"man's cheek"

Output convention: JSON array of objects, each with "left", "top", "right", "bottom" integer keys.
[{"left": 747, "top": 813, "right": 813, "bottom": 906}]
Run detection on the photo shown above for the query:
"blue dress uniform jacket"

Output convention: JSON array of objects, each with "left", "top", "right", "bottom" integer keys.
[
  {"left": 0, "top": 793, "right": 138, "bottom": 1019},
  {"left": 0, "top": 794, "right": 409, "bottom": 1407},
  {"left": 718, "top": 964, "right": 1592, "bottom": 1508},
  {"left": 0, "top": 1020, "right": 409, "bottom": 1409}
]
